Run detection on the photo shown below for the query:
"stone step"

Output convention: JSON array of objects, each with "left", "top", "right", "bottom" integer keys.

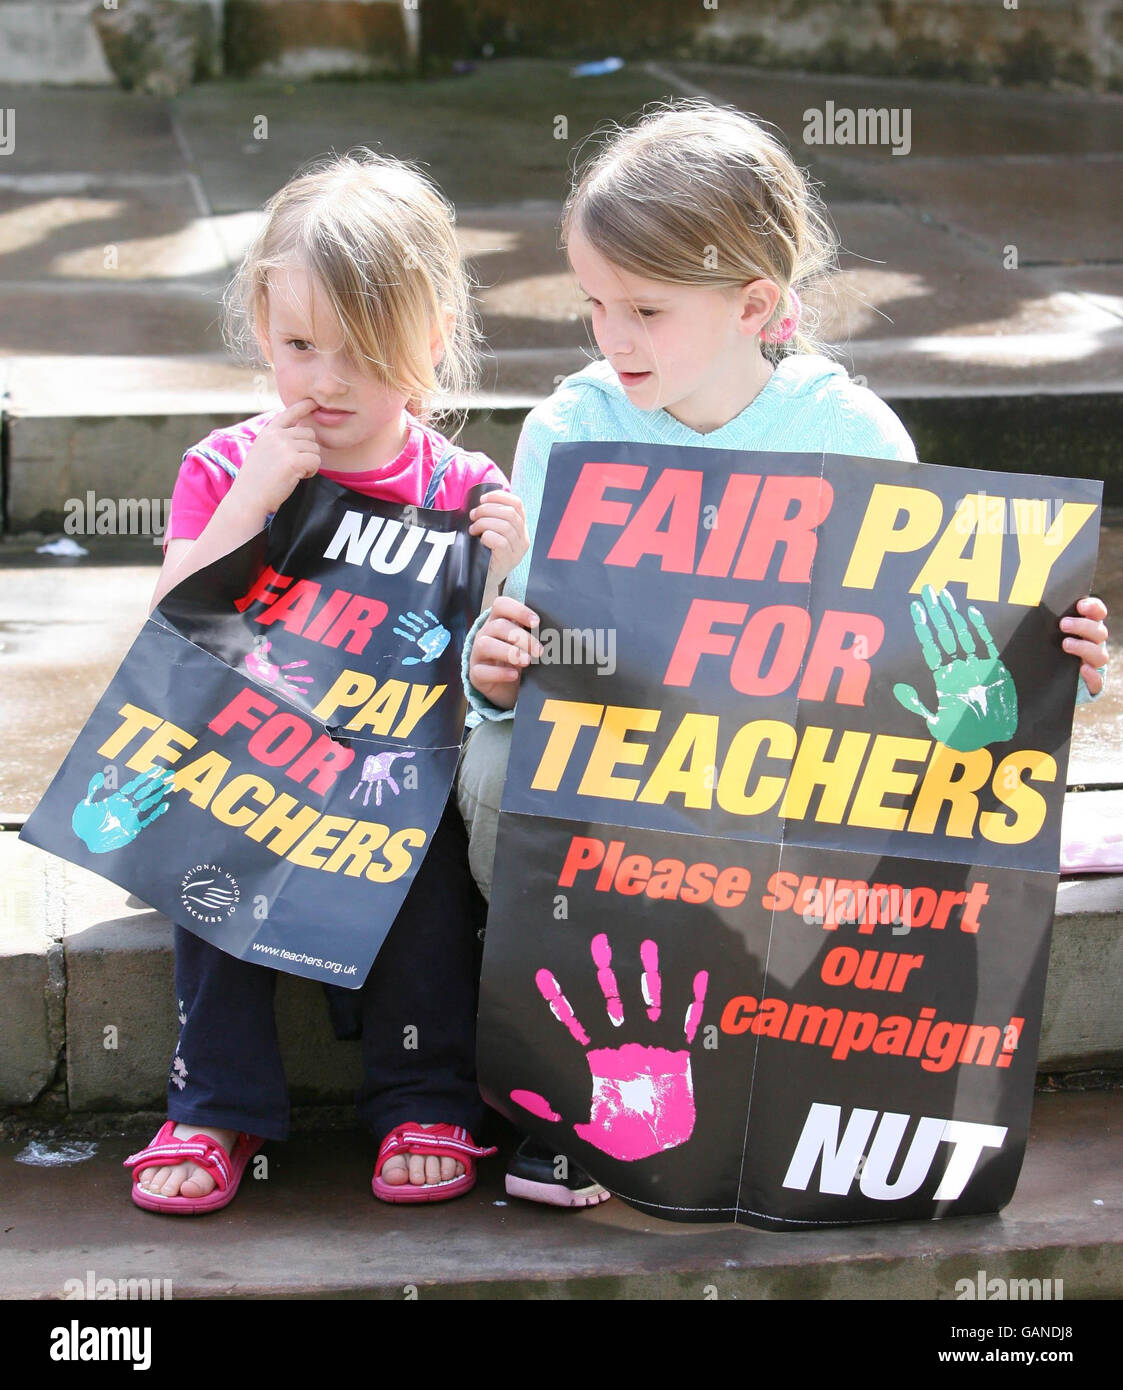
[
  {"left": 5, "top": 349, "right": 1123, "bottom": 533},
  {"left": 4, "top": 62, "right": 1123, "bottom": 527},
  {"left": 0, "top": 1088, "right": 1118, "bottom": 1299},
  {"left": 0, "top": 355, "right": 534, "bottom": 532},
  {"left": 2, "top": 831, "right": 1120, "bottom": 1114}
]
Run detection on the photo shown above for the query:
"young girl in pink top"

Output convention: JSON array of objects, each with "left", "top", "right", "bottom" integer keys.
[{"left": 125, "top": 149, "right": 528, "bottom": 1212}]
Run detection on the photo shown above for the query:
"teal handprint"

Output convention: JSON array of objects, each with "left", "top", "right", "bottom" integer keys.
[
  {"left": 393, "top": 610, "right": 450, "bottom": 665},
  {"left": 72, "top": 766, "right": 175, "bottom": 853},
  {"left": 893, "top": 585, "right": 1018, "bottom": 752}
]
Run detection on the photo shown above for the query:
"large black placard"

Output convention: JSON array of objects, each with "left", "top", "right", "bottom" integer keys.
[
  {"left": 21, "top": 475, "right": 489, "bottom": 986},
  {"left": 478, "top": 444, "right": 1100, "bottom": 1226}
]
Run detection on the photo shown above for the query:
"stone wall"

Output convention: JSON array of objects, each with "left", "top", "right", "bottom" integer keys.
[
  {"left": 437, "top": 0, "right": 1123, "bottom": 90},
  {"left": 1, "top": 0, "right": 1119, "bottom": 91},
  {"left": 0, "top": 0, "right": 416, "bottom": 91},
  {"left": 223, "top": 0, "right": 416, "bottom": 80}
]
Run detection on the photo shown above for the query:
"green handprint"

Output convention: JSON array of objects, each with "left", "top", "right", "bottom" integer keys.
[
  {"left": 892, "top": 585, "right": 1018, "bottom": 752},
  {"left": 71, "top": 765, "right": 175, "bottom": 853}
]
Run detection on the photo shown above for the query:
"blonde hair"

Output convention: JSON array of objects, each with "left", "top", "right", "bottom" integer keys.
[
  {"left": 562, "top": 101, "right": 839, "bottom": 363},
  {"left": 224, "top": 148, "right": 480, "bottom": 430}
]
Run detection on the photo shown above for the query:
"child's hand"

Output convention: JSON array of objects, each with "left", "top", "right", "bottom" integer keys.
[
  {"left": 231, "top": 397, "right": 321, "bottom": 518},
  {"left": 469, "top": 489, "right": 529, "bottom": 584},
  {"left": 468, "top": 595, "right": 541, "bottom": 710},
  {"left": 1061, "top": 595, "right": 1109, "bottom": 696}
]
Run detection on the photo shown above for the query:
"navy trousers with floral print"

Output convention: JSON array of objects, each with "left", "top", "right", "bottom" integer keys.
[{"left": 167, "top": 795, "right": 487, "bottom": 1143}]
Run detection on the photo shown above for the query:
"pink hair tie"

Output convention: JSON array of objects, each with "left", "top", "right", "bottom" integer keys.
[{"left": 761, "top": 288, "right": 801, "bottom": 344}]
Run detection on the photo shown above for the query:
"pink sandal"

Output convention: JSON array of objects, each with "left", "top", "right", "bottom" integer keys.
[
  {"left": 125, "top": 1121, "right": 263, "bottom": 1215},
  {"left": 372, "top": 1122, "right": 497, "bottom": 1204}
]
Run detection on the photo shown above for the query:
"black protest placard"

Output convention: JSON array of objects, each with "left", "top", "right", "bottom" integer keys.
[
  {"left": 20, "top": 475, "right": 490, "bottom": 987},
  {"left": 477, "top": 444, "right": 1100, "bottom": 1227}
]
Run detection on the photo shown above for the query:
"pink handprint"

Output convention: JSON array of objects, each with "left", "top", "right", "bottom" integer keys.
[
  {"left": 510, "top": 933, "right": 708, "bottom": 1162},
  {"left": 244, "top": 639, "right": 314, "bottom": 696}
]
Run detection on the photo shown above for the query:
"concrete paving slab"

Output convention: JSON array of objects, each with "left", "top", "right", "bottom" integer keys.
[
  {"left": 849, "top": 157, "right": 1123, "bottom": 264},
  {"left": 787, "top": 151, "right": 886, "bottom": 205},
  {"left": 657, "top": 62, "right": 1123, "bottom": 261},
  {"left": 1032, "top": 263, "right": 1123, "bottom": 320},
  {"left": 1070, "top": 711, "right": 1123, "bottom": 790},
  {"left": 59, "top": 875, "right": 178, "bottom": 1113},
  {"left": 841, "top": 336, "right": 1123, "bottom": 397},
  {"left": 0, "top": 187, "right": 234, "bottom": 282},
  {"left": 0, "top": 88, "right": 181, "bottom": 179},
  {"left": 462, "top": 201, "right": 1121, "bottom": 363},
  {"left": 0, "top": 1089, "right": 1117, "bottom": 1298},
  {"left": 0, "top": 561, "right": 156, "bottom": 814},
  {"left": 466, "top": 199, "right": 1123, "bottom": 372},
  {"left": 665, "top": 61, "right": 1123, "bottom": 160},
  {"left": 171, "top": 63, "right": 674, "bottom": 215},
  {"left": 460, "top": 204, "right": 586, "bottom": 353},
  {"left": 0, "top": 69, "right": 1116, "bottom": 409},
  {"left": 6, "top": 329, "right": 1123, "bottom": 428},
  {"left": 3, "top": 356, "right": 270, "bottom": 416},
  {"left": 822, "top": 203, "right": 1123, "bottom": 344},
  {"left": 0, "top": 283, "right": 227, "bottom": 358}
]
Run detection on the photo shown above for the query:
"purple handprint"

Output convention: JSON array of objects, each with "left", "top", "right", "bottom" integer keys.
[
  {"left": 511, "top": 933, "right": 708, "bottom": 1162},
  {"left": 349, "top": 750, "right": 415, "bottom": 808}
]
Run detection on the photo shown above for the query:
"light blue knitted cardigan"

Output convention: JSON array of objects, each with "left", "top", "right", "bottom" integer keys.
[{"left": 463, "top": 353, "right": 1097, "bottom": 720}]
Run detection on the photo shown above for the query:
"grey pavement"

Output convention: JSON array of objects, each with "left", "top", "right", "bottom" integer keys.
[
  {"left": 1, "top": 59, "right": 1121, "bottom": 413},
  {"left": 2, "top": 58, "right": 1122, "bottom": 798},
  {"left": 2, "top": 61, "right": 1121, "bottom": 1301},
  {"left": 1, "top": 1088, "right": 1118, "bottom": 1299}
]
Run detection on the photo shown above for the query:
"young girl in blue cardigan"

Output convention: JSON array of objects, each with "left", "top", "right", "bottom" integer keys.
[{"left": 457, "top": 102, "right": 1109, "bottom": 1207}]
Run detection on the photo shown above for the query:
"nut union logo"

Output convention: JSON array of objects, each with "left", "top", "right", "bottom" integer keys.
[{"left": 179, "top": 863, "right": 240, "bottom": 924}]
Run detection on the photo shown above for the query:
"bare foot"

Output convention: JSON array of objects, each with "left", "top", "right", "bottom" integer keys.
[
  {"left": 380, "top": 1123, "right": 465, "bottom": 1188},
  {"left": 136, "top": 1124, "right": 238, "bottom": 1199}
]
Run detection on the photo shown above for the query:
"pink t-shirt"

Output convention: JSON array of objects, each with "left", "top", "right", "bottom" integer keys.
[{"left": 166, "top": 409, "right": 506, "bottom": 546}]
